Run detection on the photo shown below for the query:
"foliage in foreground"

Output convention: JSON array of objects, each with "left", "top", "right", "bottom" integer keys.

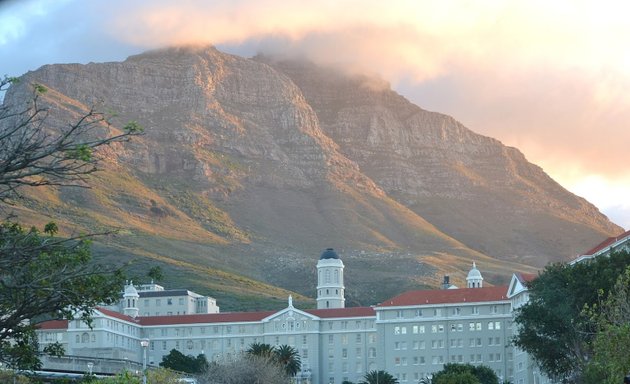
[
  {"left": 246, "top": 342, "right": 301, "bottom": 376},
  {"left": 431, "top": 363, "right": 499, "bottom": 384},
  {"left": 0, "top": 75, "right": 142, "bottom": 368},
  {"left": 358, "top": 370, "right": 399, "bottom": 384},
  {"left": 513, "top": 250, "right": 630, "bottom": 382},
  {"left": 159, "top": 349, "right": 208, "bottom": 374},
  {"left": 200, "top": 354, "right": 291, "bottom": 384}
]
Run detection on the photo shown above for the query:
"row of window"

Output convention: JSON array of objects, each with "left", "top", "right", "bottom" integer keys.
[
  {"left": 328, "top": 333, "right": 371, "bottom": 344},
  {"left": 394, "top": 321, "right": 502, "bottom": 335},
  {"left": 144, "top": 297, "right": 195, "bottom": 307},
  {"left": 393, "top": 305, "right": 503, "bottom": 319},
  {"left": 394, "top": 353, "right": 502, "bottom": 366}
]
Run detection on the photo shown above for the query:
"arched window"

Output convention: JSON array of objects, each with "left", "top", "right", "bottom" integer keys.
[
  {"left": 76, "top": 334, "right": 80, "bottom": 343},
  {"left": 326, "top": 301, "right": 330, "bottom": 308},
  {"left": 81, "top": 332, "right": 89, "bottom": 343},
  {"left": 325, "top": 270, "right": 331, "bottom": 283},
  {"left": 91, "top": 334, "right": 96, "bottom": 342},
  {"left": 334, "top": 270, "right": 339, "bottom": 283}
]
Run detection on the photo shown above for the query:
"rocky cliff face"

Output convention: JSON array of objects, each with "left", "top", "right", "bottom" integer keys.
[
  {"left": 259, "top": 57, "right": 621, "bottom": 264},
  {"left": 2, "top": 46, "right": 621, "bottom": 307}
]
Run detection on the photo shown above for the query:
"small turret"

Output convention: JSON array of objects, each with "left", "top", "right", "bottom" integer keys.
[
  {"left": 122, "top": 281, "right": 140, "bottom": 318},
  {"left": 466, "top": 262, "right": 484, "bottom": 288}
]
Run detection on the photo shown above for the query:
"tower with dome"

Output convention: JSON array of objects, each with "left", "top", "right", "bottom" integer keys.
[{"left": 316, "top": 248, "right": 345, "bottom": 309}]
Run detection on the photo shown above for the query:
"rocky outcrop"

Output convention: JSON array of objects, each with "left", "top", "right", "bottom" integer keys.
[
  {"left": 260, "top": 57, "right": 621, "bottom": 264},
  {"left": 2, "top": 46, "right": 622, "bottom": 306}
]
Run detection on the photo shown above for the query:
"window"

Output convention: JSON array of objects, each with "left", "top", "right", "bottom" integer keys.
[
  {"left": 495, "top": 321, "right": 501, "bottom": 330},
  {"left": 394, "top": 326, "right": 401, "bottom": 335},
  {"left": 328, "top": 335, "right": 334, "bottom": 345},
  {"left": 356, "top": 334, "right": 362, "bottom": 343},
  {"left": 415, "top": 309, "right": 423, "bottom": 317},
  {"left": 162, "top": 341, "right": 167, "bottom": 350},
  {"left": 431, "top": 325, "right": 438, "bottom": 333},
  {"left": 342, "top": 348, "right": 348, "bottom": 358},
  {"left": 488, "top": 321, "right": 494, "bottom": 330},
  {"left": 433, "top": 308, "right": 442, "bottom": 316},
  {"left": 452, "top": 307, "right": 461, "bottom": 315},
  {"left": 179, "top": 298, "right": 184, "bottom": 305},
  {"left": 342, "top": 335, "right": 348, "bottom": 345},
  {"left": 303, "top": 335, "right": 308, "bottom": 345},
  {"left": 328, "top": 349, "right": 334, "bottom": 359},
  {"left": 167, "top": 298, "right": 173, "bottom": 305},
  {"left": 156, "top": 299, "right": 161, "bottom": 306},
  {"left": 341, "top": 321, "right": 348, "bottom": 330},
  {"left": 472, "top": 306, "right": 479, "bottom": 314},
  {"left": 395, "top": 357, "right": 401, "bottom": 366},
  {"left": 368, "top": 347, "right": 376, "bottom": 358},
  {"left": 476, "top": 322, "right": 482, "bottom": 331}
]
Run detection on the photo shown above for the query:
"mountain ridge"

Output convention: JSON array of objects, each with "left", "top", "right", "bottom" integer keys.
[{"left": 1, "top": 45, "right": 621, "bottom": 309}]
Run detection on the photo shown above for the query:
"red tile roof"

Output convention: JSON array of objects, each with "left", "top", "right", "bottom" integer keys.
[
  {"left": 583, "top": 230, "right": 630, "bottom": 255},
  {"left": 378, "top": 286, "right": 509, "bottom": 307},
  {"left": 139, "top": 311, "right": 277, "bottom": 326},
  {"left": 515, "top": 272, "right": 537, "bottom": 284},
  {"left": 305, "top": 307, "right": 375, "bottom": 318},
  {"left": 135, "top": 307, "right": 376, "bottom": 326},
  {"left": 96, "top": 307, "right": 139, "bottom": 323},
  {"left": 37, "top": 319, "right": 69, "bottom": 330}
]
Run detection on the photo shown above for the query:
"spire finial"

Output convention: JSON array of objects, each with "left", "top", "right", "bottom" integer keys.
[{"left": 288, "top": 295, "right": 293, "bottom": 308}]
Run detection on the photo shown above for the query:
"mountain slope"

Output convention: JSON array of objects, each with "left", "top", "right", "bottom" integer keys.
[
  {"left": 1, "top": 46, "right": 620, "bottom": 308},
  {"left": 260, "top": 57, "right": 621, "bottom": 265}
]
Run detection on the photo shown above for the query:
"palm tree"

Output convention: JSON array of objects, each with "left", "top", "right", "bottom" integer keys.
[
  {"left": 359, "top": 370, "right": 399, "bottom": 384},
  {"left": 246, "top": 342, "right": 275, "bottom": 359},
  {"left": 274, "top": 344, "right": 302, "bottom": 377}
]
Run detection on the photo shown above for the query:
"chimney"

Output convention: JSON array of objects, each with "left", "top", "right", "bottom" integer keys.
[{"left": 442, "top": 275, "right": 450, "bottom": 289}]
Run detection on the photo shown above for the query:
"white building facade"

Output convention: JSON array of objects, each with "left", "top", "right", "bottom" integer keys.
[{"left": 38, "top": 250, "right": 548, "bottom": 384}]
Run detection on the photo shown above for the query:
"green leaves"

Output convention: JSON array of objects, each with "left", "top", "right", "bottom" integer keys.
[
  {"left": 123, "top": 120, "right": 144, "bottom": 134},
  {"left": 513, "top": 250, "right": 630, "bottom": 382}
]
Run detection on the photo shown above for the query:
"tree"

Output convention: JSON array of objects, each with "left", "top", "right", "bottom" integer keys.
[
  {"left": 512, "top": 250, "right": 630, "bottom": 381},
  {"left": 159, "top": 349, "right": 207, "bottom": 374},
  {"left": 0, "top": 77, "right": 142, "bottom": 200},
  {"left": 274, "top": 344, "right": 301, "bottom": 377},
  {"left": 0, "top": 76, "right": 142, "bottom": 369},
  {"left": 583, "top": 265, "right": 630, "bottom": 384},
  {"left": 0, "top": 221, "right": 125, "bottom": 369},
  {"left": 431, "top": 363, "right": 498, "bottom": 384},
  {"left": 245, "top": 342, "right": 301, "bottom": 377},
  {"left": 246, "top": 342, "right": 275, "bottom": 359},
  {"left": 201, "top": 354, "right": 291, "bottom": 384},
  {"left": 359, "top": 370, "right": 399, "bottom": 384}
]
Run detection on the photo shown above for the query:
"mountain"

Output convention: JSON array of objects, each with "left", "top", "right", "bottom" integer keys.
[{"left": 1, "top": 46, "right": 621, "bottom": 309}]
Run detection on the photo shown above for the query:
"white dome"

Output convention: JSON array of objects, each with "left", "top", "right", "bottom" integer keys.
[
  {"left": 467, "top": 263, "right": 483, "bottom": 280},
  {"left": 124, "top": 282, "right": 139, "bottom": 297}
]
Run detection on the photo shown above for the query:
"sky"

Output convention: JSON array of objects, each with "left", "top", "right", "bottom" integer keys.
[{"left": 1, "top": 0, "right": 628, "bottom": 230}]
